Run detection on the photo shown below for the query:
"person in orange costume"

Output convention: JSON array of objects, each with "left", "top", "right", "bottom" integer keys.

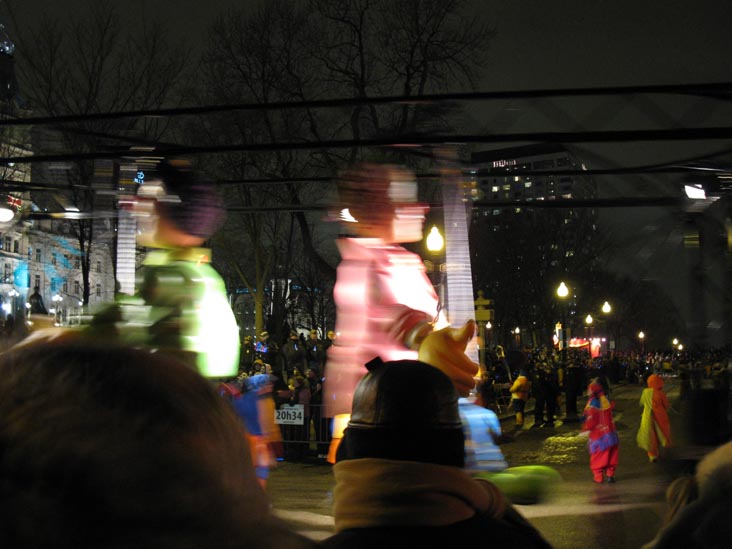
[
  {"left": 637, "top": 373, "right": 672, "bottom": 462},
  {"left": 323, "top": 163, "right": 479, "bottom": 461}
]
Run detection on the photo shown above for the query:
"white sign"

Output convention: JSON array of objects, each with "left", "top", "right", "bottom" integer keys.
[{"left": 275, "top": 404, "right": 305, "bottom": 425}]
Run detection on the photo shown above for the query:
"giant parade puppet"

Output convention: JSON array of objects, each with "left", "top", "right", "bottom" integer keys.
[{"left": 322, "top": 162, "right": 480, "bottom": 460}]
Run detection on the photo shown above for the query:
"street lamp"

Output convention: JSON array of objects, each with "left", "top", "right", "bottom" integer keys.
[
  {"left": 52, "top": 294, "right": 63, "bottom": 326},
  {"left": 485, "top": 321, "right": 492, "bottom": 348},
  {"left": 426, "top": 226, "right": 444, "bottom": 253},
  {"left": 584, "top": 314, "right": 594, "bottom": 356},
  {"left": 638, "top": 331, "right": 645, "bottom": 353},
  {"left": 598, "top": 301, "right": 612, "bottom": 354},
  {"left": 425, "top": 226, "right": 445, "bottom": 309},
  {"left": 556, "top": 281, "right": 569, "bottom": 298},
  {"left": 514, "top": 326, "right": 521, "bottom": 349},
  {"left": 556, "top": 281, "right": 569, "bottom": 361},
  {"left": 8, "top": 288, "right": 19, "bottom": 315}
]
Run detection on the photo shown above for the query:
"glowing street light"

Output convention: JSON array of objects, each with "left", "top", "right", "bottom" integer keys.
[
  {"left": 556, "top": 281, "right": 569, "bottom": 361},
  {"left": 601, "top": 301, "right": 612, "bottom": 314},
  {"left": 585, "top": 314, "right": 593, "bottom": 325},
  {"left": 672, "top": 338, "right": 679, "bottom": 346},
  {"left": 678, "top": 344, "right": 684, "bottom": 351},
  {"left": 0, "top": 206, "right": 14, "bottom": 223},
  {"left": 425, "top": 226, "right": 445, "bottom": 308},
  {"left": 639, "top": 331, "right": 645, "bottom": 353},
  {"left": 426, "top": 226, "right": 444, "bottom": 253},
  {"left": 52, "top": 294, "right": 63, "bottom": 325},
  {"left": 556, "top": 281, "right": 569, "bottom": 298}
]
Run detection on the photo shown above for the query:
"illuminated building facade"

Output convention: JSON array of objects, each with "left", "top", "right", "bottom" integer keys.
[{"left": 472, "top": 143, "right": 595, "bottom": 203}]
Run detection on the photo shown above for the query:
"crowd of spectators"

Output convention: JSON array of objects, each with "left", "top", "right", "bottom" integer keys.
[
  {"left": 479, "top": 344, "right": 731, "bottom": 429},
  {"left": 232, "top": 329, "right": 333, "bottom": 461}
]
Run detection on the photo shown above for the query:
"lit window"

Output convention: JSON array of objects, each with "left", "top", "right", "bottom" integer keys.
[
  {"left": 524, "top": 181, "right": 532, "bottom": 188},
  {"left": 491, "top": 186, "right": 499, "bottom": 192},
  {"left": 502, "top": 184, "right": 511, "bottom": 191}
]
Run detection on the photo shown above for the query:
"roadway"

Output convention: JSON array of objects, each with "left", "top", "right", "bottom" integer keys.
[{"left": 266, "top": 379, "right": 686, "bottom": 548}]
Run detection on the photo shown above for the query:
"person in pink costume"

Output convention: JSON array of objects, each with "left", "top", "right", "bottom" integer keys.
[
  {"left": 581, "top": 380, "right": 620, "bottom": 483},
  {"left": 323, "top": 163, "right": 479, "bottom": 458}
]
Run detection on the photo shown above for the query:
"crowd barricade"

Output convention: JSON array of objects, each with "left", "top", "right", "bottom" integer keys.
[
  {"left": 274, "top": 403, "right": 332, "bottom": 461},
  {"left": 492, "top": 382, "right": 513, "bottom": 415}
]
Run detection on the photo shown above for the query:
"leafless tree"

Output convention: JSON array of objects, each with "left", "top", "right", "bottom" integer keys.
[
  {"left": 11, "top": 1, "right": 184, "bottom": 303},
  {"left": 197, "top": 0, "right": 493, "bottom": 336}
]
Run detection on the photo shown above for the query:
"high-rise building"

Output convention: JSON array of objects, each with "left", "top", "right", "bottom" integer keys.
[
  {"left": 468, "top": 143, "right": 599, "bottom": 348},
  {"left": 472, "top": 143, "right": 595, "bottom": 203}
]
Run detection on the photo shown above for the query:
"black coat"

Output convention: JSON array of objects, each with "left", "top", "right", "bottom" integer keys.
[{"left": 322, "top": 507, "right": 551, "bottom": 549}]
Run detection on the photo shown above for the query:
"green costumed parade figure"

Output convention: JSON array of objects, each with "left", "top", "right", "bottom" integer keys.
[{"left": 88, "top": 159, "right": 240, "bottom": 378}]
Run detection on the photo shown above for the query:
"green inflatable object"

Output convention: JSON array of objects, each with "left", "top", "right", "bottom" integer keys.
[{"left": 476, "top": 465, "right": 561, "bottom": 505}]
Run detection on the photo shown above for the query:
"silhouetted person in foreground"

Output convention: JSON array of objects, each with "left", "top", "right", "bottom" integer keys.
[
  {"left": 0, "top": 341, "right": 315, "bottom": 549},
  {"left": 324, "top": 357, "right": 550, "bottom": 548}
]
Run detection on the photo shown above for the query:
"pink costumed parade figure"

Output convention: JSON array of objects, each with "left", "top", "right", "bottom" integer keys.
[{"left": 323, "top": 163, "right": 478, "bottom": 461}]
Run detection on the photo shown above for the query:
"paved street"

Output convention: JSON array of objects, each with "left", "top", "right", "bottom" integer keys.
[{"left": 266, "top": 380, "right": 684, "bottom": 548}]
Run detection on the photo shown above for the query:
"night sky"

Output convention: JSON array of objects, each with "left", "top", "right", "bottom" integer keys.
[{"left": 6, "top": 0, "right": 731, "bottom": 88}]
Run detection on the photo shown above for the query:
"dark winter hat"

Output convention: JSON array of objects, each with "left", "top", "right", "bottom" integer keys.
[
  {"left": 337, "top": 357, "right": 465, "bottom": 467},
  {"left": 140, "top": 159, "right": 225, "bottom": 239}
]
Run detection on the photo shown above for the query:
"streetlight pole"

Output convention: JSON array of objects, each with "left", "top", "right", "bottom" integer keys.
[
  {"left": 556, "top": 282, "right": 569, "bottom": 363},
  {"left": 426, "top": 225, "right": 445, "bottom": 314},
  {"left": 638, "top": 331, "right": 645, "bottom": 354},
  {"left": 52, "top": 294, "right": 62, "bottom": 326},
  {"left": 8, "top": 288, "right": 19, "bottom": 316}
]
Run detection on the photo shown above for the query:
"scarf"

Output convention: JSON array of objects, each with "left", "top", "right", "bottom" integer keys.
[{"left": 332, "top": 458, "right": 506, "bottom": 532}]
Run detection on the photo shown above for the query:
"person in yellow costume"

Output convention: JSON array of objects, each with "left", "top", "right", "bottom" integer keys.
[{"left": 637, "top": 374, "right": 672, "bottom": 462}]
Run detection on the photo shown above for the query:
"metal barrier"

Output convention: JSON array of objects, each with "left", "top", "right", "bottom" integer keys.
[
  {"left": 492, "top": 383, "right": 513, "bottom": 415},
  {"left": 274, "top": 403, "right": 332, "bottom": 460}
]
